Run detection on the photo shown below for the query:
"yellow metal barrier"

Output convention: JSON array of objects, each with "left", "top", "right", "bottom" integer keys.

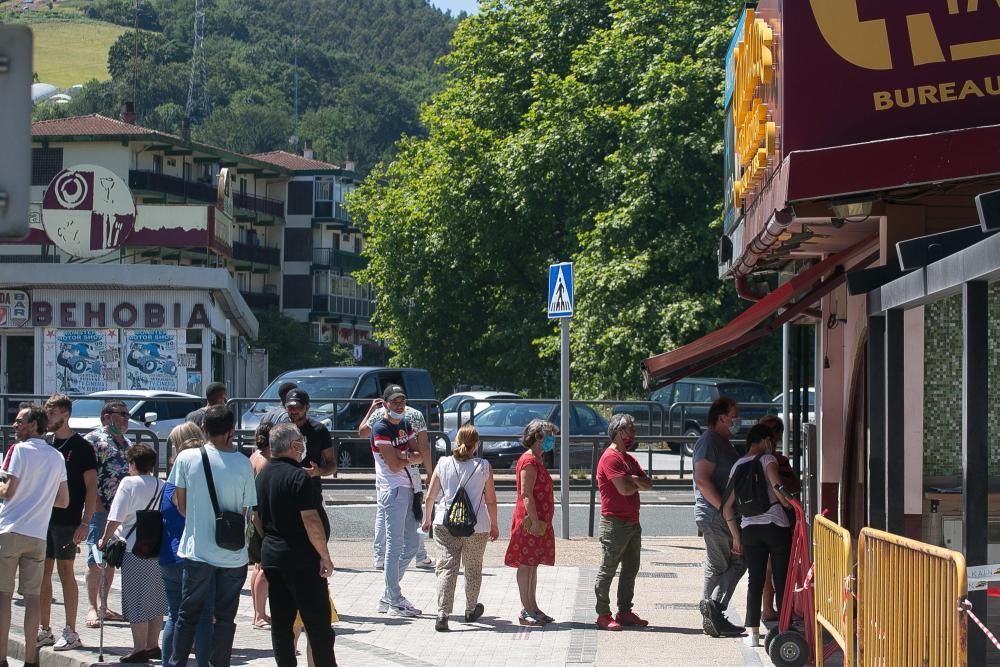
[
  {"left": 857, "top": 527, "right": 967, "bottom": 667},
  {"left": 813, "top": 515, "right": 854, "bottom": 666}
]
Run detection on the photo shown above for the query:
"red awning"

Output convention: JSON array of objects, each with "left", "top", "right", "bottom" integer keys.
[{"left": 641, "top": 236, "right": 878, "bottom": 390}]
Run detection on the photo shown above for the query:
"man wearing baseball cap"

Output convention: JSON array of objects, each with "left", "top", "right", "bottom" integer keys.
[
  {"left": 368, "top": 384, "right": 423, "bottom": 617},
  {"left": 284, "top": 389, "right": 336, "bottom": 491},
  {"left": 594, "top": 414, "right": 652, "bottom": 631}
]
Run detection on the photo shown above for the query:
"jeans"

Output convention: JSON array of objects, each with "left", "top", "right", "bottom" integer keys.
[
  {"left": 264, "top": 567, "right": 337, "bottom": 667},
  {"left": 167, "top": 560, "right": 248, "bottom": 667},
  {"left": 86, "top": 511, "right": 108, "bottom": 567},
  {"left": 742, "top": 523, "right": 792, "bottom": 628},
  {"left": 594, "top": 517, "right": 642, "bottom": 616},
  {"left": 697, "top": 517, "right": 746, "bottom": 610},
  {"left": 161, "top": 562, "right": 213, "bottom": 667},
  {"left": 378, "top": 486, "right": 419, "bottom": 605},
  {"left": 374, "top": 493, "right": 427, "bottom": 565}
]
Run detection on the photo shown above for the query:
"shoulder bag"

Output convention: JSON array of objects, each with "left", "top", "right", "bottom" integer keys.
[
  {"left": 201, "top": 447, "right": 247, "bottom": 551},
  {"left": 132, "top": 479, "right": 165, "bottom": 558},
  {"left": 104, "top": 479, "right": 163, "bottom": 567}
]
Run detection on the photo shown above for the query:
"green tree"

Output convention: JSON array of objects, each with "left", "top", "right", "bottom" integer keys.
[
  {"left": 352, "top": 0, "right": 763, "bottom": 399},
  {"left": 253, "top": 310, "right": 355, "bottom": 378}
]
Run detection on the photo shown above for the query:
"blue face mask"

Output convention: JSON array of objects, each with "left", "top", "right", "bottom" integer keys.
[{"left": 541, "top": 434, "right": 556, "bottom": 453}]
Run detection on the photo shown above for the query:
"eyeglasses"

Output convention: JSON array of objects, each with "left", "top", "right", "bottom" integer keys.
[
  {"left": 105, "top": 411, "right": 129, "bottom": 417},
  {"left": 12, "top": 418, "right": 26, "bottom": 425}
]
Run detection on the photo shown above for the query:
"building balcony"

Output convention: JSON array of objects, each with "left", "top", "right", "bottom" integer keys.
[
  {"left": 129, "top": 170, "right": 217, "bottom": 204},
  {"left": 312, "top": 248, "right": 368, "bottom": 274},
  {"left": 313, "top": 201, "right": 352, "bottom": 223},
  {"left": 312, "top": 294, "right": 374, "bottom": 320},
  {"left": 241, "top": 290, "right": 280, "bottom": 310},
  {"left": 233, "top": 241, "right": 281, "bottom": 266},
  {"left": 234, "top": 191, "right": 284, "bottom": 218}
]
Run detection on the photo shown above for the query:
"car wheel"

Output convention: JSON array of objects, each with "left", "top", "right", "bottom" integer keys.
[
  {"left": 71, "top": 360, "right": 86, "bottom": 373},
  {"left": 683, "top": 428, "right": 701, "bottom": 457},
  {"left": 142, "top": 359, "right": 157, "bottom": 374},
  {"left": 337, "top": 446, "right": 354, "bottom": 470}
]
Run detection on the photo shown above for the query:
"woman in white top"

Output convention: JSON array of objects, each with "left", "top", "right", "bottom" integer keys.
[
  {"left": 422, "top": 424, "right": 499, "bottom": 632},
  {"left": 722, "top": 424, "right": 792, "bottom": 648},
  {"left": 97, "top": 442, "right": 168, "bottom": 662}
]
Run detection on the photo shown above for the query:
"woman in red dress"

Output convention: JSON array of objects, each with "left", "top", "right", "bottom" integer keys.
[{"left": 504, "top": 419, "right": 558, "bottom": 626}]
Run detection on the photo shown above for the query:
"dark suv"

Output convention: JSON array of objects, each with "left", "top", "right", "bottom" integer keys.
[
  {"left": 241, "top": 367, "right": 437, "bottom": 468},
  {"left": 617, "top": 377, "right": 773, "bottom": 455}
]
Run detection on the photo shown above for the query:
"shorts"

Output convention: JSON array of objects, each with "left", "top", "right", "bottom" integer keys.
[
  {"left": 46, "top": 523, "right": 79, "bottom": 561},
  {"left": 0, "top": 531, "right": 46, "bottom": 595},
  {"left": 87, "top": 511, "right": 108, "bottom": 567}
]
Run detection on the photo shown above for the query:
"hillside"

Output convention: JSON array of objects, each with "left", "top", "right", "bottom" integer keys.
[
  {"left": 11, "top": 0, "right": 461, "bottom": 173},
  {"left": 31, "top": 19, "right": 126, "bottom": 87}
]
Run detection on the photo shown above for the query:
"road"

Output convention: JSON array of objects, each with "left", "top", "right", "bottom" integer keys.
[{"left": 325, "top": 503, "right": 699, "bottom": 540}]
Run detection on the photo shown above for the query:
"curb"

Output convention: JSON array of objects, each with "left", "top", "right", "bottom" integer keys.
[{"left": 9, "top": 634, "right": 102, "bottom": 667}]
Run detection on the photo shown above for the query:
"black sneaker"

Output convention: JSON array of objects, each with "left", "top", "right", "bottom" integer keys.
[
  {"left": 464, "top": 603, "right": 485, "bottom": 623},
  {"left": 699, "top": 599, "right": 720, "bottom": 637},
  {"left": 716, "top": 617, "right": 746, "bottom": 637},
  {"left": 435, "top": 615, "right": 449, "bottom": 632}
]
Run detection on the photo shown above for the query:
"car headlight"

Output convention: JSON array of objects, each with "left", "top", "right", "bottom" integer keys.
[{"left": 482, "top": 440, "right": 513, "bottom": 452}]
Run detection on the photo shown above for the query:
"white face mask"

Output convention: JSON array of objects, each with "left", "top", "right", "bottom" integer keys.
[
  {"left": 728, "top": 415, "right": 741, "bottom": 435},
  {"left": 296, "top": 442, "right": 307, "bottom": 463},
  {"left": 388, "top": 409, "right": 405, "bottom": 421}
]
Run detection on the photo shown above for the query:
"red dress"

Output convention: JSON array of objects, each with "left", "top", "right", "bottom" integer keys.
[{"left": 504, "top": 451, "right": 555, "bottom": 567}]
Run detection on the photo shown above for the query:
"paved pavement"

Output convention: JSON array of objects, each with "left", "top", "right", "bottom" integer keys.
[{"left": 1, "top": 535, "right": 811, "bottom": 666}]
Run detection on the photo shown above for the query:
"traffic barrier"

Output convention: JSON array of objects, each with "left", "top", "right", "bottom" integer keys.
[
  {"left": 812, "top": 515, "right": 854, "bottom": 666},
  {"left": 857, "top": 526, "right": 967, "bottom": 667}
]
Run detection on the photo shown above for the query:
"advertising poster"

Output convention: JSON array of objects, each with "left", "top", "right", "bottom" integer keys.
[
  {"left": 43, "top": 328, "right": 119, "bottom": 395},
  {"left": 124, "top": 329, "right": 187, "bottom": 392}
]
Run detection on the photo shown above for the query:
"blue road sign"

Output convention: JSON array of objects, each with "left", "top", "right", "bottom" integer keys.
[{"left": 547, "top": 262, "right": 574, "bottom": 318}]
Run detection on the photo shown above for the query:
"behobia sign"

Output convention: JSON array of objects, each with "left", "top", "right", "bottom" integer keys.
[
  {"left": 42, "top": 164, "right": 136, "bottom": 259},
  {"left": 723, "top": 0, "right": 1000, "bottom": 220}
]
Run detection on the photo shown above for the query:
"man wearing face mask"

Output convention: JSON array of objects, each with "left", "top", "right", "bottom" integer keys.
[
  {"left": 594, "top": 414, "right": 652, "bottom": 631},
  {"left": 370, "top": 385, "right": 423, "bottom": 617},
  {"left": 692, "top": 397, "right": 746, "bottom": 638}
]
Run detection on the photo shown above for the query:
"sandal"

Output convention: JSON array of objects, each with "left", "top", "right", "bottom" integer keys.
[
  {"left": 518, "top": 609, "right": 545, "bottom": 627},
  {"left": 103, "top": 609, "right": 124, "bottom": 622},
  {"left": 534, "top": 609, "right": 555, "bottom": 624},
  {"left": 252, "top": 619, "right": 271, "bottom": 630},
  {"left": 86, "top": 611, "right": 101, "bottom": 629}
]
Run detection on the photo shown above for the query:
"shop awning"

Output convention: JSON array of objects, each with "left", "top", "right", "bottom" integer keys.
[{"left": 641, "top": 236, "right": 878, "bottom": 390}]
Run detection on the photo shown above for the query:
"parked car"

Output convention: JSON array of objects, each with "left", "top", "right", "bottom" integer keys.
[
  {"left": 772, "top": 388, "right": 816, "bottom": 425},
  {"left": 69, "top": 390, "right": 203, "bottom": 467},
  {"left": 436, "top": 401, "right": 609, "bottom": 470},
  {"left": 614, "top": 377, "right": 773, "bottom": 456},
  {"left": 440, "top": 391, "right": 521, "bottom": 433},
  {"left": 239, "top": 367, "right": 437, "bottom": 469}
]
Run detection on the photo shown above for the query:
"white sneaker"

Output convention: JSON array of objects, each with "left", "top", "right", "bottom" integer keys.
[
  {"left": 37, "top": 626, "right": 55, "bottom": 646},
  {"left": 396, "top": 596, "right": 420, "bottom": 612},
  {"left": 374, "top": 562, "right": 384, "bottom": 570},
  {"left": 388, "top": 603, "right": 422, "bottom": 617},
  {"left": 53, "top": 627, "right": 83, "bottom": 651},
  {"left": 376, "top": 598, "right": 391, "bottom": 613},
  {"left": 743, "top": 629, "right": 760, "bottom": 647}
]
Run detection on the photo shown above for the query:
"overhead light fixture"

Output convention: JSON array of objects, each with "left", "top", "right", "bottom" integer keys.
[{"left": 830, "top": 195, "right": 875, "bottom": 218}]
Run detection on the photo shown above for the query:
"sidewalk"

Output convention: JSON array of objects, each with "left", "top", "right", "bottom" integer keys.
[{"left": 7, "top": 536, "right": 783, "bottom": 666}]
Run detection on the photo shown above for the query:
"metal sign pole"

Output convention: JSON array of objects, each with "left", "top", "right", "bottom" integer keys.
[{"left": 560, "top": 316, "right": 570, "bottom": 539}]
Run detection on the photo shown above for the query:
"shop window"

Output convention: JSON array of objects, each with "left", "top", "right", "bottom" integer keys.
[{"left": 31, "top": 147, "right": 63, "bottom": 186}]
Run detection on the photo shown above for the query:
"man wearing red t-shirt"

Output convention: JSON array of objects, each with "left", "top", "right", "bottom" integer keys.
[{"left": 594, "top": 414, "right": 653, "bottom": 631}]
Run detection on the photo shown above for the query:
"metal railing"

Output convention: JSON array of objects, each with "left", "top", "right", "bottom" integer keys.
[
  {"left": 813, "top": 515, "right": 855, "bottom": 666},
  {"left": 128, "top": 170, "right": 216, "bottom": 203},
  {"left": 233, "top": 191, "right": 284, "bottom": 217},
  {"left": 857, "top": 527, "right": 967, "bottom": 666}
]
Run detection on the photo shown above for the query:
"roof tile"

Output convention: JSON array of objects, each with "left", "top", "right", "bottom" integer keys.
[
  {"left": 248, "top": 150, "right": 341, "bottom": 171},
  {"left": 32, "top": 114, "right": 161, "bottom": 137}
]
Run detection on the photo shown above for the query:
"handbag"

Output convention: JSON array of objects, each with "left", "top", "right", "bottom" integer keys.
[
  {"left": 246, "top": 519, "right": 263, "bottom": 564},
  {"left": 405, "top": 466, "right": 423, "bottom": 522},
  {"left": 103, "top": 538, "right": 126, "bottom": 568},
  {"left": 132, "top": 480, "right": 165, "bottom": 558},
  {"left": 104, "top": 478, "right": 164, "bottom": 567},
  {"left": 201, "top": 447, "right": 246, "bottom": 551}
]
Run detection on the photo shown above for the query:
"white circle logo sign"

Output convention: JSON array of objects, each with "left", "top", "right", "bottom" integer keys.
[{"left": 42, "top": 164, "right": 136, "bottom": 259}]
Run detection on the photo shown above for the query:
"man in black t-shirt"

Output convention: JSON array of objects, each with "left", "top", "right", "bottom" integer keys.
[
  {"left": 185, "top": 381, "right": 229, "bottom": 428},
  {"left": 284, "top": 389, "right": 336, "bottom": 489},
  {"left": 38, "top": 394, "right": 98, "bottom": 651},
  {"left": 253, "top": 423, "right": 336, "bottom": 667}
]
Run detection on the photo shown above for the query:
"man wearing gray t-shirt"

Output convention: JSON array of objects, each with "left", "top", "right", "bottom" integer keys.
[{"left": 692, "top": 397, "right": 746, "bottom": 637}]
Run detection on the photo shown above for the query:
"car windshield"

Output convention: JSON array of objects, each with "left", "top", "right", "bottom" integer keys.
[
  {"left": 718, "top": 383, "right": 771, "bottom": 404},
  {"left": 474, "top": 403, "right": 548, "bottom": 428},
  {"left": 71, "top": 398, "right": 140, "bottom": 418},
  {"left": 259, "top": 377, "right": 357, "bottom": 401},
  {"left": 440, "top": 395, "right": 468, "bottom": 412}
]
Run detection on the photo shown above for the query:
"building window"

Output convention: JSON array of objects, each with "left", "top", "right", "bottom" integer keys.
[
  {"left": 287, "top": 180, "right": 313, "bottom": 215},
  {"left": 183, "top": 162, "right": 192, "bottom": 181},
  {"left": 31, "top": 147, "right": 63, "bottom": 186},
  {"left": 153, "top": 154, "right": 163, "bottom": 174},
  {"left": 240, "top": 177, "right": 248, "bottom": 195},
  {"left": 314, "top": 178, "right": 334, "bottom": 218}
]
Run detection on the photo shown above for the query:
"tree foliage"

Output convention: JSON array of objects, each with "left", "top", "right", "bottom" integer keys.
[
  {"left": 253, "top": 310, "right": 356, "bottom": 378},
  {"left": 352, "top": 0, "right": 777, "bottom": 399}
]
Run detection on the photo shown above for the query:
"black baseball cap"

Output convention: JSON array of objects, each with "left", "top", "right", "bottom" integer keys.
[
  {"left": 382, "top": 384, "right": 406, "bottom": 402},
  {"left": 285, "top": 388, "right": 310, "bottom": 407}
]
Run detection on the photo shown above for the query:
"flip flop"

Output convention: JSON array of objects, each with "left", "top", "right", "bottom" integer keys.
[
  {"left": 252, "top": 619, "right": 271, "bottom": 630},
  {"left": 86, "top": 611, "right": 101, "bottom": 629},
  {"left": 103, "top": 609, "right": 124, "bottom": 622}
]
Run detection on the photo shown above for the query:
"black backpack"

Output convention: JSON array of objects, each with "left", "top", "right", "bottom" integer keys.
[
  {"left": 725, "top": 454, "right": 776, "bottom": 518},
  {"left": 444, "top": 459, "right": 483, "bottom": 537}
]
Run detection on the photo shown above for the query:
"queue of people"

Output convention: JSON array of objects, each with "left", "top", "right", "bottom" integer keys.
[{"left": 0, "top": 382, "right": 802, "bottom": 667}]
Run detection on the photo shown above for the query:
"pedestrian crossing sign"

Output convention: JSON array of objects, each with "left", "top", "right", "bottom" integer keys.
[{"left": 547, "top": 262, "right": 574, "bottom": 318}]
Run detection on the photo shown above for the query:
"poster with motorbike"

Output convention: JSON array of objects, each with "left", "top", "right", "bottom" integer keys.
[
  {"left": 43, "top": 328, "right": 119, "bottom": 394},
  {"left": 124, "top": 329, "right": 187, "bottom": 392}
]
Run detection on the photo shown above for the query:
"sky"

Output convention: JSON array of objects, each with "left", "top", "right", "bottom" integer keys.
[{"left": 432, "top": 0, "right": 479, "bottom": 15}]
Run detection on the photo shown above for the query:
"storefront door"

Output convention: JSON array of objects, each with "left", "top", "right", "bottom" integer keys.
[{"left": 3, "top": 335, "right": 34, "bottom": 395}]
